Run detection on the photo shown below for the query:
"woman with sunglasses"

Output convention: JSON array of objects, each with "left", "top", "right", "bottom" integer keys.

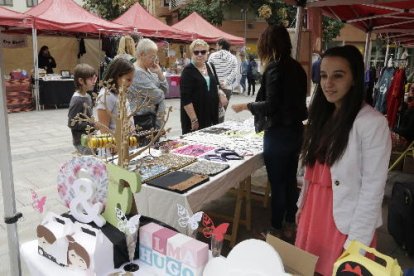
[{"left": 180, "top": 39, "right": 227, "bottom": 134}]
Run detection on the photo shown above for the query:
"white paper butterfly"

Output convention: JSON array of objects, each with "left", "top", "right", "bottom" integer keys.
[
  {"left": 115, "top": 207, "right": 141, "bottom": 234},
  {"left": 177, "top": 203, "right": 203, "bottom": 230}
]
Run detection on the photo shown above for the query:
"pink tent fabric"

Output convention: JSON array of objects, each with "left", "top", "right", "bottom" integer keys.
[
  {"left": 113, "top": 3, "right": 192, "bottom": 42},
  {"left": 172, "top": 12, "right": 244, "bottom": 45},
  {"left": 25, "top": 0, "right": 130, "bottom": 34},
  {"left": 311, "top": 1, "right": 414, "bottom": 47},
  {"left": 0, "top": 6, "right": 30, "bottom": 27}
]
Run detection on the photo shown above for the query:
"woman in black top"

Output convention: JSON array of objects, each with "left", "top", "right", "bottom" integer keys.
[
  {"left": 232, "top": 25, "right": 308, "bottom": 241},
  {"left": 180, "top": 39, "right": 227, "bottom": 134},
  {"left": 38, "top": 45, "right": 56, "bottom": 74}
]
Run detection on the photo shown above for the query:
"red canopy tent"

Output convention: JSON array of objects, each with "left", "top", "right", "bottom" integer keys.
[
  {"left": 0, "top": 6, "right": 30, "bottom": 28},
  {"left": 23, "top": 0, "right": 132, "bottom": 111},
  {"left": 316, "top": 1, "right": 414, "bottom": 47},
  {"left": 25, "top": 0, "right": 131, "bottom": 35},
  {"left": 172, "top": 12, "right": 245, "bottom": 46},
  {"left": 113, "top": 3, "right": 192, "bottom": 42}
]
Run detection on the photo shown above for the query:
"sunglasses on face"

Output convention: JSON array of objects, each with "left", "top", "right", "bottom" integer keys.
[{"left": 193, "top": 50, "right": 207, "bottom": 56}]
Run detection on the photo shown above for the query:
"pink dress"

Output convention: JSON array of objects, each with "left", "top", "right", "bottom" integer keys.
[{"left": 295, "top": 162, "right": 376, "bottom": 276}]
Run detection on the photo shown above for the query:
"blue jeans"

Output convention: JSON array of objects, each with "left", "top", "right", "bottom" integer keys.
[
  {"left": 263, "top": 124, "right": 303, "bottom": 229},
  {"left": 240, "top": 75, "right": 247, "bottom": 92}
]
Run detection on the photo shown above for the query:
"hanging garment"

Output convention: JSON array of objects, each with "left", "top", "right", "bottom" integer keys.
[
  {"left": 374, "top": 67, "right": 395, "bottom": 114},
  {"left": 365, "top": 67, "right": 376, "bottom": 106},
  {"left": 386, "top": 69, "right": 406, "bottom": 128},
  {"left": 77, "top": 38, "right": 86, "bottom": 59}
]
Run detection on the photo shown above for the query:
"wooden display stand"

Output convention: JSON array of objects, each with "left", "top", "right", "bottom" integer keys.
[{"left": 5, "top": 78, "right": 33, "bottom": 113}]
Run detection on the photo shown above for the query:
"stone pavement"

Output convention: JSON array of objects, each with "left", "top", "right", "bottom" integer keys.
[{"left": 0, "top": 93, "right": 413, "bottom": 275}]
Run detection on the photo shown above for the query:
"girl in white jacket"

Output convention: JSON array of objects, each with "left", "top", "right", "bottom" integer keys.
[{"left": 295, "top": 45, "right": 391, "bottom": 275}]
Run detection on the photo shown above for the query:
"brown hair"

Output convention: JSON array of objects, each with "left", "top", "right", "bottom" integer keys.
[
  {"left": 74, "top": 63, "right": 96, "bottom": 89},
  {"left": 257, "top": 24, "right": 292, "bottom": 67},
  {"left": 102, "top": 58, "right": 134, "bottom": 93},
  {"left": 37, "top": 225, "right": 56, "bottom": 244},
  {"left": 66, "top": 235, "right": 91, "bottom": 268}
]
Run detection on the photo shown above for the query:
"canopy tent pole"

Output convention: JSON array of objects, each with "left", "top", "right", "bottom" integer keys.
[
  {"left": 32, "top": 26, "right": 39, "bottom": 110},
  {"left": 0, "top": 39, "right": 22, "bottom": 276},
  {"left": 293, "top": 4, "right": 305, "bottom": 60},
  {"left": 363, "top": 30, "right": 372, "bottom": 69},
  {"left": 384, "top": 38, "right": 390, "bottom": 67}
]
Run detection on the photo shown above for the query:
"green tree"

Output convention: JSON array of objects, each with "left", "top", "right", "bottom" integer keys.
[
  {"left": 322, "top": 16, "right": 344, "bottom": 49},
  {"left": 178, "top": 0, "right": 226, "bottom": 25},
  {"left": 83, "top": 0, "right": 143, "bottom": 21}
]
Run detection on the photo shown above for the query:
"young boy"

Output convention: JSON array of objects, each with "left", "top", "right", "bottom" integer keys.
[{"left": 68, "top": 64, "right": 97, "bottom": 155}]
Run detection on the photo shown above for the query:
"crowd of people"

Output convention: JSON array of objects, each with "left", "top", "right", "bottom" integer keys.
[{"left": 66, "top": 24, "right": 396, "bottom": 275}]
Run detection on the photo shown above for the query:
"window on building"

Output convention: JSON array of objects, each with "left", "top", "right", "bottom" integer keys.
[
  {"left": 27, "top": 0, "right": 38, "bottom": 7},
  {"left": 0, "top": 0, "right": 13, "bottom": 6}
]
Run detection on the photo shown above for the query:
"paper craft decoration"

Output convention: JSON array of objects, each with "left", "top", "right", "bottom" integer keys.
[
  {"left": 69, "top": 177, "right": 106, "bottom": 227},
  {"left": 36, "top": 212, "right": 115, "bottom": 274},
  {"left": 36, "top": 213, "right": 73, "bottom": 266},
  {"left": 102, "top": 163, "right": 141, "bottom": 230},
  {"left": 115, "top": 207, "right": 141, "bottom": 235},
  {"left": 183, "top": 160, "right": 230, "bottom": 176},
  {"left": 177, "top": 203, "right": 203, "bottom": 231},
  {"left": 146, "top": 171, "right": 209, "bottom": 194},
  {"left": 115, "top": 207, "right": 141, "bottom": 272},
  {"left": 203, "top": 239, "right": 289, "bottom": 276},
  {"left": 31, "top": 189, "right": 47, "bottom": 213},
  {"left": 139, "top": 223, "right": 209, "bottom": 276},
  {"left": 202, "top": 214, "right": 229, "bottom": 242},
  {"left": 57, "top": 156, "right": 108, "bottom": 208}
]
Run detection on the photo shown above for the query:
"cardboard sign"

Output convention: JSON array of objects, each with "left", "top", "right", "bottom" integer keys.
[{"left": 1, "top": 34, "right": 27, "bottom": 48}]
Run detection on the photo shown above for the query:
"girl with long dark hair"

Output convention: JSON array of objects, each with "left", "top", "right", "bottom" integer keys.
[{"left": 295, "top": 45, "right": 391, "bottom": 275}]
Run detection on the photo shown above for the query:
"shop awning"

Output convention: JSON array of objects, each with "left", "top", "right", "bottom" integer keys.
[
  {"left": 172, "top": 12, "right": 245, "bottom": 46},
  {"left": 25, "top": 0, "right": 131, "bottom": 35},
  {"left": 309, "top": 1, "right": 414, "bottom": 47},
  {"left": 0, "top": 6, "right": 30, "bottom": 27},
  {"left": 113, "top": 3, "right": 193, "bottom": 42}
]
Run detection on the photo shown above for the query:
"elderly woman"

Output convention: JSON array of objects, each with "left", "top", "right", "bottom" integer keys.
[
  {"left": 180, "top": 39, "right": 227, "bottom": 134},
  {"left": 128, "top": 38, "right": 167, "bottom": 131}
]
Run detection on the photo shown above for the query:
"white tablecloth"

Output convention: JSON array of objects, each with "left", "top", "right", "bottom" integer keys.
[{"left": 135, "top": 151, "right": 264, "bottom": 232}]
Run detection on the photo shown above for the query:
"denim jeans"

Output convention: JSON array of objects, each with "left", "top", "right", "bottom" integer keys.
[
  {"left": 263, "top": 124, "right": 303, "bottom": 229},
  {"left": 240, "top": 75, "right": 247, "bottom": 92}
]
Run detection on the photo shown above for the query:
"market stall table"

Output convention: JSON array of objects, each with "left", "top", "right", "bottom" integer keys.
[
  {"left": 165, "top": 75, "right": 180, "bottom": 98},
  {"left": 39, "top": 77, "right": 75, "bottom": 108},
  {"left": 135, "top": 121, "right": 264, "bottom": 246}
]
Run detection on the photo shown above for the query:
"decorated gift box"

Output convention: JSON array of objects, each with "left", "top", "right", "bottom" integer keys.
[{"left": 139, "top": 222, "right": 209, "bottom": 276}]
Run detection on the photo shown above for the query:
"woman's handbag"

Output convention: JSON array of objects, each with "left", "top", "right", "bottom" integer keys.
[
  {"left": 133, "top": 113, "right": 157, "bottom": 131},
  {"left": 206, "top": 62, "right": 227, "bottom": 108}
]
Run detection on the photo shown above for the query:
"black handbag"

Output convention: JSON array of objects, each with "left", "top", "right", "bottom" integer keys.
[
  {"left": 388, "top": 181, "right": 414, "bottom": 255},
  {"left": 133, "top": 113, "right": 157, "bottom": 131}
]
